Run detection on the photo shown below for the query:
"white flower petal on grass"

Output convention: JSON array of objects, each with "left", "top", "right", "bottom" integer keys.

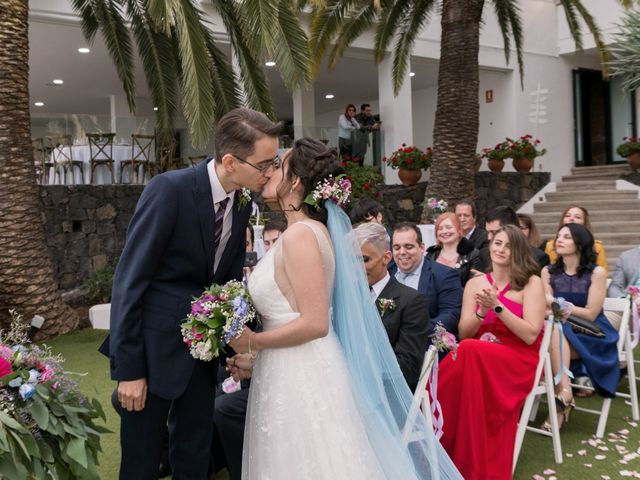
[
  {"left": 621, "top": 460, "right": 629, "bottom": 465},
  {"left": 566, "top": 453, "right": 574, "bottom": 458},
  {"left": 588, "top": 439, "right": 599, "bottom": 447},
  {"left": 628, "top": 421, "right": 638, "bottom": 427},
  {"left": 620, "top": 471, "right": 634, "bottom": 477},
  {"left": 595, "top": 455, "right": 606, "bottom": 460},
  {"left": 598, "top": 446, "right": 609, "bottom": 451},
  {"left": 619, "top": 429, "right": 630, "bottom": 435},
  {"left": 578, "top": 449, "right": 588, "bottom": 456},
  {"left": 549, "top": 477, "right": 557, "bottom": 480},
  {"left": 584, "top": 463, "right": 592, "bottom": 468},
  {"left": 601, "top": 476, "right": 611, "bottom": 480}
]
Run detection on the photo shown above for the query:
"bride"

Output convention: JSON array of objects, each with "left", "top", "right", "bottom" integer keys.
[{"left": 229, "top": 138, "right": 461, "bottom": 479}]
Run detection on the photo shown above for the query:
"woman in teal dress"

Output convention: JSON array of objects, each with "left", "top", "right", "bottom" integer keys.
[{"left": 541, "top": 223, "right": 619, "bottom": 430}]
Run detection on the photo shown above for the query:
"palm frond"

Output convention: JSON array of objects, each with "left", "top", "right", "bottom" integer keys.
[
  {"left": 608, "top": 8, "right": 640, "bottom": 91},
  {"left": 202, "top": 28, "right": 243, "bottom": 116},
  {"left": 145, "top": 0, "right": 180, "bottom": 35},
  {"left": 84, "top": 0, "right": 136, "bottom": 112},
  {"left": 309, "top": 0, "right": 361, "bottom": 70},
  {"left": 571, "top": 0, "right": 609, "bottom": 75},
  {"left": 391, "top": 0, "right": 434, "bottom": 94},
  {"left": 327, "top": 4, "right": 377, "bottom": 69},
  {"left": 69, "top": 0, "right": 99, "bottom": 41},
  {"left": 125, "top": 0, "right": 179, "bottom": 134},
  {"left": 213, "top": 0, "right": 276, "bottom": 116},
  {"left": 373, "top": 0, "right": 411, "bottom": 63},
  {"left": 172, "top": 0, "right": 215, "bottom": 147},
  {"left": 491, "top": 0, "right": 524, "bottom": 87},
  {"left": 273, "top": 0, "right": 312, "bottom": 89},
  {"left": 240, "top": 0, "right": 279, "bottom": 55},
  {"left": 558, "top": 0, "right": 584, "bottom": 51}
]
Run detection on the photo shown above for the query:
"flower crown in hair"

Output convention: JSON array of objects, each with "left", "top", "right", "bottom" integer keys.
[{"left": 304, "top": 174, "right": 351, "bottom": 210}]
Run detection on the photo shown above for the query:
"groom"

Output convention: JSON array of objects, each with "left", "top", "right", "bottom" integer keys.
[{"left": 102, "top": 108, "right": 281, "bottom": 479}]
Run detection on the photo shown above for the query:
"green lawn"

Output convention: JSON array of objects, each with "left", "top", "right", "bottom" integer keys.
[{"left": 46, "top": 328, "right": 640, "bottom": 479}]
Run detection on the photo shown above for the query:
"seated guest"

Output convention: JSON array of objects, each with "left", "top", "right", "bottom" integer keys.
[
  {"left": 480, "top": 206, "right": 549, "bottom": 271},
  {"left": 543, "top": 204, "right": 607, "bottom": 270},
  {"left": 349, "top": 197, "right": 386, "bottom": 225},
  {"left": 426, "top": 212, "right": 482, "bottom": 286},
  {"left": 455, "top": 200, "right": 488, "bottom": 250},
  {"left": 213, "top": 379, "right": 250, "bottom": 480},
  {"left": 542, "top": 223, "right": 619, "bottom": 428},
  {"left": 391, "top": 222, "right": 462, "bottom": 336},
  {"left": 608, "top": 245, "right": 640, "bottom": 330},
  {"left": 263, "top": 219, "right": 285, "bottom": 252},
  {"left": 354, "top": 222, "right": 430, "bottom": 391},
  {"left": 437, "top": 225, "right": 546, "bottom": 479},
  {"left": 517, "top": 213, "right": 542, "bottom": 249}
]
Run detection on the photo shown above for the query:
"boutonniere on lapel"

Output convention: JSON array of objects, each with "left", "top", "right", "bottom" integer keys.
[
  {"left": 237, "top": 188, "right": 252, "bottom": 211},
  {"left": 377, "top": 298, "right": 396, "bottom": 316}
]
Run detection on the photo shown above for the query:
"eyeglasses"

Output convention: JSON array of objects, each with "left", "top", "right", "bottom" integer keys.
[{"left": 232, "top": 154, "right": 281, "bottom": 173}]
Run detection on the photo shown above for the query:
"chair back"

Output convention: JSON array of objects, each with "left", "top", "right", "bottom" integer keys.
[
  {"left": 131, "top": 134, "right": 155, "bottom": 163},
  {"left": 157, "top": 140, "right": 177, "bottom": 171},
  {"left": 603, "top": 297, "right": 631, "bottom": 354},
  {"left": 49, "top": 134, "right": 74, "bottom": 163},
  {"left": 87, "top": 133, "right": 115, "bottom": 161},
  {"left": 529, "top": 318, "right": 554, "bottom": 391}
]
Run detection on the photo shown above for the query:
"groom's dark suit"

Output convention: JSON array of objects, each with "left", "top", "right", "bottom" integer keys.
[
  {"left": 376, "top": 276, "right": 430, "bottom": 391},
  {"left": 102, "top": 159, "right": 250, "bottom": 479}
]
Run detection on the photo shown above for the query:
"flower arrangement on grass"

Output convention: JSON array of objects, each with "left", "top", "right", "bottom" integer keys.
[
  {"left": 0, "top": 310, "right": 107, "bottom": 479},
  {"left": 482, "top": 135, "right": 546, "bottom": 160},
  {"left": 385, "top": 144, "right": 433, "bottom": 170},
  {"left": 181, "top": 280, "right": 257, "bottom": 361},
  {"left": 341, "top": 161, "right": 383, "bottom": 199},
  {"left": 616, "top": 136, "right": 640, "bottom": 158}
]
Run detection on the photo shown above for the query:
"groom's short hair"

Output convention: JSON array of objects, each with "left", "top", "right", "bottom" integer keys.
[{"left": 214, "top": 108, "right": 282, "bottom": 162}]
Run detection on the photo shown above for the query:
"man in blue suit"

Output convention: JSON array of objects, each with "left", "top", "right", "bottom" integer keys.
[
  {"left": 101, "top": 108, "right": 281, "bottom": 479},
  {"left": 391, "top": 222, "right": 463, "bottom": 337}
]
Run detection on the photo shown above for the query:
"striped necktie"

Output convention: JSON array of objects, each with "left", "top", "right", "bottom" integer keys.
[{"left": 213, "top": 197, "right": 229, "bottom": 252}]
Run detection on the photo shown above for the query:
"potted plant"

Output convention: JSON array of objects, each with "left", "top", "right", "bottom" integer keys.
[
  {"left": 481, "top": 141, "right": 510, "bottom": 172},
  {"left": 506, "top": 135, "right": 546, "bottom": 172},
  {"left": 385, "top": 144, "right": 432, "bottom": 186},
  {"left": 616, "top": 136, "right": 640, "bottom": 170},
  {"left": 342, "top": 160, "right": 384, "bottom": 199}
]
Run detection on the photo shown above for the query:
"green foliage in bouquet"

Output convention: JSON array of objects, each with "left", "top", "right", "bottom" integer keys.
[
  {"left": 0, "top": 311, "right": 108, "bottom": 479},
  {"left": 341, "top": 161, "right": 383, "bottom": 200}
]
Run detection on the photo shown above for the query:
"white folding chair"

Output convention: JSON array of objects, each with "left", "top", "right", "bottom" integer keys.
[
  {"left": 570, "top": 297, "right": 637, "bottom": 438},
  {"left": 513, "top": 319, "right": 563, "bottom": 473},
  {"left": 402, "top": 345, "right": 440, "bottom": 480}
]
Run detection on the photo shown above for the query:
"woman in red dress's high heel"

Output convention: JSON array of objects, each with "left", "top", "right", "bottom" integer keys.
[{"left": 436, "top": 225, "right": 546, "bottom": 479}]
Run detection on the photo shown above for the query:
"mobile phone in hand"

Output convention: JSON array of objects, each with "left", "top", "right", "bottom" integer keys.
[{"left": 244, "top": 251, "right": 258, "bottom": 267}]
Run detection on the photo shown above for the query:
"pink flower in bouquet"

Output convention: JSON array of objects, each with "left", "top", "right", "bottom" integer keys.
[
  {"left": 0, "top": 344, "right": 13, "bottom": 361},
  {"left": 40, "top": 366, "right": 56, "bottom": 382},
  {"left": 628, "top": 286, "right": 639, "bottom": 298},
  {"left": 0, "top": 356, "right": 13, "bottom": 378},
  {"left": 431, "top": 322, "right": 459, "bottom": 360},
  {"left": 442, "top": 332, "right": 457, "bottom": 349}
]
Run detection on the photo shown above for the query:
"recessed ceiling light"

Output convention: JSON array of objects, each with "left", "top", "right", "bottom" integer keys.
[
  {"left": 78, "top": 47, "right": 90, "bottom": 54},
  {"left": 34, "top": 102, "right": 44, "bottom": 107},
  {"left": 409, "top": 72, "right": 415, "bottom": 77},
  {"left": 153, "top": 107, "right": 159, "bottom": 111},
  {"left": 52, "top": 79, "right": 64, "bottom": 85},
  {"left": 265, "top": 61, "right": 276, "bottom": 67},
  {"left": 325, "top": 94, "right": 335, "bottom": 99}
]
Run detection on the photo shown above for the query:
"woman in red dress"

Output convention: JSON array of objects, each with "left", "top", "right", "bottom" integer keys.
[{"left": 437, "top": 225, "right": 546, "bottom": 479}]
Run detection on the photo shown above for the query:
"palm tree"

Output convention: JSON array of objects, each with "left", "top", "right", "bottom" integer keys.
[
  {"left": 609, "top": 7, "right": 640, "bottom": 92},
  {"left": 0, "top": 0, "right": 79, "bottom": 338},
  {"left": 0, "top": 0, "right": 312, "bottom": 337},
  {"left": 309, "top": 0, "right": 611, "bottom": 221}
]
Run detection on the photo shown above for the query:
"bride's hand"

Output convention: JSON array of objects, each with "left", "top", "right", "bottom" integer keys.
[
  {"left": 228, "top": 327, "right": 256, "bottom": 354},
  {"left": 226, "top": 354, "right": 254, "bottom": 381}
]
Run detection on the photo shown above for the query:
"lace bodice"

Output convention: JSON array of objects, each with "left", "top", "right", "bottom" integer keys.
[{"left": 247, "top": 221, "right": 335, "bottom": 331}]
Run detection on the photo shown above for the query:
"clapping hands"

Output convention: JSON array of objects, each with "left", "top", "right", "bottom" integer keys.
[{"left": 475, "top": 284, "right": 499, "bottom": 315}]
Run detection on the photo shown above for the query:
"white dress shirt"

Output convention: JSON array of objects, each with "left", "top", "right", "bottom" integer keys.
[
  {"left": 207, "top": 160, "right": 235, "bottom": 272},
  {"left": 465, "top": 225, "right": 476, "bottom": 240},
  {"left": 370, "top": 272, "right": 391, "bottom": 301},
  {"left": 395, "top": 257, "right": 424, "bottom": 291}
]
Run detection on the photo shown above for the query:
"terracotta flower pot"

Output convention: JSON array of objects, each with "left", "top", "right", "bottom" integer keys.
[
  {"left": 487, "top": 158, "right": 505, "bottom": 172},
  {"left": 512, "top": 157, "right": 534, "bottom": 172},
  {"left": 627, "top": 152, "right": 640, "bottom": 171},
  {"left": 398, "top": 168, "right": 422, "bottom": 186}
]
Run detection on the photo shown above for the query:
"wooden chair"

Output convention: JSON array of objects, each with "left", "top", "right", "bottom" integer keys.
[
  {"left": 31, "top": 137, "right": 49, "bottom": 184},
  {"left": 120, "top": 134, "right": 155, "bottom": 184},
  {"left": 48, "top": 134, "right": 84, "bottom": 184},
  {"left": 87, "top": 133, "right": 116, "bottom": 184},
  {"left": 513, "top": 319, "right": 562, "bottom": 473},
  {"left": 569, "top": 297, "right": 637, "bottom": 438},
  {"left": 156, "top": 140, "right": 179, "bottom": 173},
  {"left": 401, "top": 345, "right": 441, "bottom": 480}
]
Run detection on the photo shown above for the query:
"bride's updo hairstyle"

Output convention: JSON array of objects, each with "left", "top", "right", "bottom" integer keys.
[{"left": 278, "top": 137, "right": 344, "bottom": 224}]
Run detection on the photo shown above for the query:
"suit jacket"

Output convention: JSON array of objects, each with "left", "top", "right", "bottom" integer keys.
[
  {"left": 608, "top": 246, "right": 640, "bottom": 297},
  {"left": 101, "top": 159, "right": 251, "bottom": 399},
  {"left": 391, "top": 258, "right": 463, "bottom": 337},
  {"left": 376, "top": 276, "right": 430, "bottom": 391},
  {"left": 468, "top": 226, "right": 489, "bottom": 251}
]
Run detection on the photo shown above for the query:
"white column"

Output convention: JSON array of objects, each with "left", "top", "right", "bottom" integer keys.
[
  {"left": 378, "top": 54, "right": 413, "bottom": 184},
  {"left": 292, "top": 85, "right": 316, "bottom": 140},
  {"left": 109, "top": 94, "right": 136, "bottom": 141}
]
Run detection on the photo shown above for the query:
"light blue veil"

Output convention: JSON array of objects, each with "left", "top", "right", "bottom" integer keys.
[{"left": 326, "top": 202, "right": 462, "bottom": 480}]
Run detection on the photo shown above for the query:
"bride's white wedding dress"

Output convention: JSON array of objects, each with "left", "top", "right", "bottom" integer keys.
[{"left": 242, "top": 221, "right": 386, "bottom": 479}]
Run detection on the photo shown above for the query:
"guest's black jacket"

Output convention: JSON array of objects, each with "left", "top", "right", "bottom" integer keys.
[{"left": 426, "top": 238, "right": 482, "bottom": 286}]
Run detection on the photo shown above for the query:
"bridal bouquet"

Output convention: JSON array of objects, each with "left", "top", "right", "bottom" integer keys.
[
  {"left": 181, "top": 280, "right": 256, "bottom": 361},
  {"left": 0, "top": 310, "right": 107, "bottom": 478}
]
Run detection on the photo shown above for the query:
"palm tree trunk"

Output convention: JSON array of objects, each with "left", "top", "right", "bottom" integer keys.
[
  {"left": 0, "top": 0, "right": 79, "bottom": 338},
  {"left": 422, "top": 0, "right": 484, "bottom": 222}
]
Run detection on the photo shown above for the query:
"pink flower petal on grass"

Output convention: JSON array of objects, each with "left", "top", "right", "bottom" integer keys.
[
  {"left": 532, "top": 475, "right": 545, "bottom": 480},
  {"left": 543, "top": 469, "right": 556, "bottom": 475}
]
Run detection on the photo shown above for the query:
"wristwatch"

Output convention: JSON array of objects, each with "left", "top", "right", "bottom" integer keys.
[{"left": 493, "top": 304, "right": 504, "bottom": 314}]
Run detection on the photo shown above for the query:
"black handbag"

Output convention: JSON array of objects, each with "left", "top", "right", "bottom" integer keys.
[
  {"left": 566, "top": 314, "right": 605, "bottom": 337},
  {"left": 551, "top": 302, "right": 605, "bottom": 337}
]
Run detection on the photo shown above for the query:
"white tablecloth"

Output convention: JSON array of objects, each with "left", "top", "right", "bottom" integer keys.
[{"left": 50, "top": 145, "right": 145, "bottom": 184}]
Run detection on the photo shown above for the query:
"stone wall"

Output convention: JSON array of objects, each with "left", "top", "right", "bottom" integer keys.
[
  {"left": 377, "top": 172, "right": 551, "bottom": 225},
  {"left": 40, "top": 185, "right": 143, "bottom": 290},
  {"left": 40, "top": 171, "right": 550, "bottom": 291}
]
